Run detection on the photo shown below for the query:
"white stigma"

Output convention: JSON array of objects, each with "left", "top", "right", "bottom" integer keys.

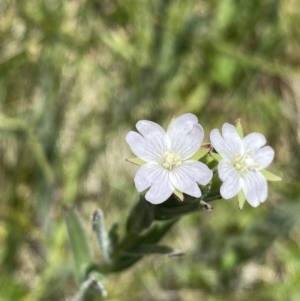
[
  {"left": 162, "top": 151, "right": 182, "bottom": 170},
  {"left": 233, "top": 150, "right": 260, "bottom": 173}
]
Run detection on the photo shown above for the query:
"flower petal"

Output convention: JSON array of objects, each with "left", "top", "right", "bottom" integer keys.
[
  {"left": 241, "top": 171, "right": 268, "bottom": 207},
  {"left": 242, "top": 133, "right": 266, "bottom": 152},
  {"left": 210, "top": 129, "right": 235, "bottom": 160},
  {"left": 218, "top": 159, "right": 239, "bottom": 182},
  {"left": 168, "top": 113, "right": 198, "bottom": 130},
  {"left": 167, "top": 114, "right": 204, "bottom": 159},
  {"left": 145, "top": 178, "right": 174, "bottom": 205},
  {"left": 134, "top": 162, "right": 159, "bottom": 191},
  {"left": 252, "top": 146, "right": 275, "bottom": 170},
  {"left": 136, "top": 120, "right": 166, "bottom": 153},
  {"left": 126, "top": 131, "right": 162, "bottom": 162},
  {"left": 218, "top": 159, "right": 241, "bottom": 199},
  {"left": 145, "top": 182, "right": 174, "bottom": 204},
  {"left": 169, "top": 161, "right": 213, "bottom": 198},
  {"left": 183, "top": 161, "right": 213, "bottom": 185},
  {"left": 134, "top": 163, "right": 174, "bottom": 204},
  {"left": 222, "top": 123, "right": 243, "bottom": 155},
  {"left": 170, "top": 168, "right": 201, "bottom": 198}
]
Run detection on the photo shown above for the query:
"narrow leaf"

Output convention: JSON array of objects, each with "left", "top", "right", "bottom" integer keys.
[
  {"left": 210, "top": 152, "right": 222, "bottom": 162},
  {"left": 121, "top": 244, "right": 173, "bottom": 256},
  {"left": 65, "top": 210, "right": 93, "bottom": 283},
  {"left": 154, "top": 200, "right": 200, "bottom": 220},
  {"left": 126, "top": 157, "right": 146, "bottom": 166},
  {"left": 111, "top": 219, "right": 178, "bottom": 272},
  {"left": 235, "top": 118, "right": 244, "bottom": 138},
  {"left": 108, "top": 223, "right": 119, "bottom": 251},
  {"left": 189, "top": 143, "right": 212, "bottom": 160},
  {"left": 92, "top": 209, "right": 111, "bottom": 264},
  {"left": 260, "top": 170, "right": 282, "bottom": 182},
  {"left": 238, "top": 190, "right": 246, "bottom": 210},
  {"left": 126, "top": 195, "right": 154, "bottom": 234},
  {"left": 141, "top": 219, "right": 178, "bottom": 244},
  {"left": 173, "top": 189, "right": 184, "bottom": 201}
]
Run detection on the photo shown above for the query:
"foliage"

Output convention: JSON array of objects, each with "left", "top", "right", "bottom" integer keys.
[{"left": 1, "top": 0, "right": 300, "bottom": 300}]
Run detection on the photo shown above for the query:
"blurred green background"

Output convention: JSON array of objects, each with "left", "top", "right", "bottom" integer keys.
[{"left": 1, "top": 0, "right": 300, "bottom": 300}]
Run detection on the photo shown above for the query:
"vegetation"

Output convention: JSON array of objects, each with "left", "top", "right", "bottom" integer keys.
[{"left": 1, "top": 0, "right": 300, "bottom": 300}]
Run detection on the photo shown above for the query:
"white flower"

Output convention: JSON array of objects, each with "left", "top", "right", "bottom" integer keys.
[
  {"left": 126, "top": 114, "right": 213, "bottom": 204},
  {"left": 210, "top": 123, "right": 275, "bottom": 207}
]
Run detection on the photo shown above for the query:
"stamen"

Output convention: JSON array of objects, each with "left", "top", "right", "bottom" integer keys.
[
  {"left": 162, "top": 151, "right": 182, "bottom": 170},
  {"left": 233, "top": 150, "right": 260, "bottom": 173}
]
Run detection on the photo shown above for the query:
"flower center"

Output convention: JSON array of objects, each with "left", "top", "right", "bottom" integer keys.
[
  {"left": 233, "top": 150, "right": 260, "bottom": 173},
  {"left": 162, "top": 151, "right": 182, "bottom": 170}
]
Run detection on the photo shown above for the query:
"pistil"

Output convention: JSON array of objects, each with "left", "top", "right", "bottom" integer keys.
[{"left": 233, "top": 151, "right": 260, "bottom": 173}]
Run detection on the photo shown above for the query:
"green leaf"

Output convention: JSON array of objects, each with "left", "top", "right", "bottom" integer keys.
[
  {"left": 260, "top": 170, "right": 282, "bottom": 182},
  {"left": 210, "top": 152, "right": 222, "bottom": 162},
  {"left": 154, "top": 200, "right": 201, "bottom": 220},
  {"left": 65, "top": 210, "right": 93, "bottom": 283},
  {"left": 92, "top": 209, "right": 111, "bottom": 264},
  {"left": 173, "top": 189, "right": 184, "bottom": 201},
  {"left": 189, "top": 143, "right": 212, "bottom": 160},
  {"left": 126, "top": 157, "right": 146, "bottom": 166},
  {"left": 121, "top": 244, "right": 173, "bottom": 256},
  {"left": 235, "top": 119, "right": 244, "bottom": 138},
  {"left": 109, "top": 219, "right": 178, "bottom": 273},
  {"left": 108, "top": 223, "right": 119, "bottom": 251},
  {"left": 204, "top": 173, "right": 222, "bottom": 202},
  {"left": 126, "top": 195, "right": 154, "bottom": 234},
  {"left": 238, "top": 190, "right": 246, "bottom": 210},
  {"left": 141, "top": 219, "right": 178, "bottom": 244}
]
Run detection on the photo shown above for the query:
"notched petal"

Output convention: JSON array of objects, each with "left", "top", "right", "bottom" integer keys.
[
  {"left": 134, "top": 164, "right": 174, "bottom": 204},
  {"left": 253, "top": 146, "right": 275, "bottom": 170},
  {"left": 145, "top": 178, "right": 174, "bottom": 204},
  {"left": 134, "top": 163, "right": 161, "bottom": 192},
  {"left": 170, "top": 161, "right": 212, "bottom": 198},
  {"left": 168, "top": 122, "right": 204, "bottom": 160},
  {"left": 241, "top": 171, "right": 268, "bottom": 207},
  {"left": 222, "top": 123, "right": 243, "bottom": 155},
  {"left": 218, "top": 160, "right": 238, "bottom": 182},
  {"left": 219, "top": 169, "right": 241, "bottom": 199},
  {"left": 243, "top": 133, "right": 266, "bottom": 152},
  {"left": 210, "top": 129, "right": 233, "bottom": 160},
  {"left": 126, "top": 131, "right": 162, "bottom": 162}
]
